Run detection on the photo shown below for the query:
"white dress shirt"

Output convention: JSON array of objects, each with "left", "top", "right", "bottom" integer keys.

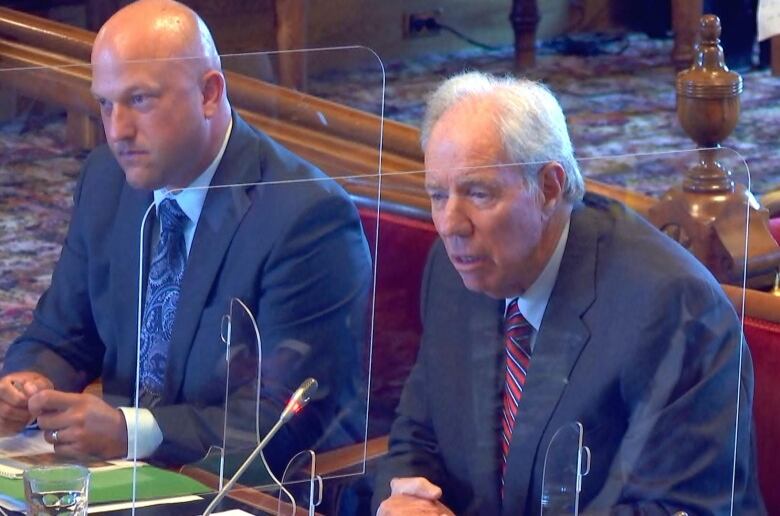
[{"left": 506, "top": 218, "right": 571, "bottom": 353}]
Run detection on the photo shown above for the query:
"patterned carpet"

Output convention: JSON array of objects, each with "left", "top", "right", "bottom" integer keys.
[
  {"left": 1, "top": 33, "right": 779, "bottom": 357},
  {"left": 309, "top": 33, "right": 780, "bottom": 196},
  {"left": 0, "top": 120, "right": 83, "bottom": 347}
]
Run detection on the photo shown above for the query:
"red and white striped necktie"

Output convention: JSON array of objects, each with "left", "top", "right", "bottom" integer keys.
[{"left": 501, "top": 298, "right": 533, "bottom": 489}]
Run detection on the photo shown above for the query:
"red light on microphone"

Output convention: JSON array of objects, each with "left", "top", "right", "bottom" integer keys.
[{"left": 291, "top": 401, "right": 302, "bottom": 414}]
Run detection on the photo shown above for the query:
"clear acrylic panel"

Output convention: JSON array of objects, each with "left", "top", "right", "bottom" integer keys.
[
  {"left": 138, "top": 174, "right": 375, "bottom": 514},
  {"left": 276, "top": 450, "right": 322, "bottom": 516},
  {"left": 0, "top": 44, "right": 383, "bottom": 514},
  {"left": 550, "top": 148, "right": 753, "bottom": 514},
  {"left": 126, "top": 48, "right": 383, "bottom": 513},
  {"left": 541, "top": 421, "right": 588, "bottom": 515},
  {"left": 211, "top": 298, "right": 265, "bottom": 481}
]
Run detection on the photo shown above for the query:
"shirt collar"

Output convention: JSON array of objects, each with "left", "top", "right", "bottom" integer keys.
[
  {"left": 506, "top": 217, "right": 571, "bottom": 331},
  {"left": 153, "top": 117, "right": 233, "bottom": 221}
]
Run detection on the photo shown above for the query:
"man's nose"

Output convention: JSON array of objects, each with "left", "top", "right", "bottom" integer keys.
[
  {"left": 106, "top": 104, "right": 135, "bottom": 142},
  {"left": 436, "top": 198, "right": 472, "bottom": 237}
]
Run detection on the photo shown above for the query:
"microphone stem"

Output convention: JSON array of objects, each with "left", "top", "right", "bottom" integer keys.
[{"left": 202, "top": 417, "right": 285, "bottom": 515}]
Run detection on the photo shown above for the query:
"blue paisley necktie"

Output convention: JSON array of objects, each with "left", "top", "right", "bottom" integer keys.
[{"left": 139, "top": 198, "right": 189, "bottom": 404}]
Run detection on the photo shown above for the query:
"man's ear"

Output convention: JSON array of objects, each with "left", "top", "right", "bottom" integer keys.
[
  {"left": 201, "top": 70, "right": 225, "bottom": 118},
  {"left": 538, "top": 162, "right": 566, "bottom": 213}
]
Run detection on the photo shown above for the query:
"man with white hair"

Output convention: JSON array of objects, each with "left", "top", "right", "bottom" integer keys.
[
  {"left": 0, "top": 0, "right": 370, "bottom": 471},
  {"left": 373, "top": 72, "right": 763, "bottom": 515}
]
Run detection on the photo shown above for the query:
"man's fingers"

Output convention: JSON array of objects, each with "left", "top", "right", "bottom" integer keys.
[
  {"left": 389, "top": 477, "right": 443, "bottom": 500},
  {"left": 28, "top": 390, "right": 80, "bottom": 415},
  {"left": 0, "top": 372, "right": 53, "bottom": 401},
  {"left": 49, "top": 441, "right": 88, "bottom": 460},
  {"left": 0, "top": 402, "right": 34, "bottom": 423},
  {"left": 0, "top": 379, "right": 29, "bottom": 407},
  {"left": 22, "top": 376, "right": 53, "bottom": 396},
  {"left": 377, "top": 494, "right": 452, "bottom": 516}
]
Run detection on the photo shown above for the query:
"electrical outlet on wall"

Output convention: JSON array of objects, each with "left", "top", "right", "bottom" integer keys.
[{"left": 403, "top": 9, "right": 444, "bottom": 38}]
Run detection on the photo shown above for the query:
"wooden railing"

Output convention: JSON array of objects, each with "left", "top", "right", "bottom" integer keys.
[{"left": 0, "top": 6, "right": 654, "bottom": 220}]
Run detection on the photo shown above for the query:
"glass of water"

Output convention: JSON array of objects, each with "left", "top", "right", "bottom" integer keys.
[{"left": 23, "top": 464, "right": 89, "bottom": 516}]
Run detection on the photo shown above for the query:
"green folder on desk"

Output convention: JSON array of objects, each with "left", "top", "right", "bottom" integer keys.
[{"left": 0, "top": 464, "right": 211, "bottom": 506}]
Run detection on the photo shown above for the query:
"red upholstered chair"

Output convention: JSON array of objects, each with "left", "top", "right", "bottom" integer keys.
[
  {"left": 357, "top": 207, "right": 438, "bottom": 437},
  {"left": 309, "top": 207, "right": 436, "bottom": 513},
  {"left": 768, "top": 217, "right": 780, "bottom": 245},
  {"left": 722, "top": 284, "right": 780, "bottom": 515},
  {"left": 744, "top": 315, "right": 780, "bottom": 514}
]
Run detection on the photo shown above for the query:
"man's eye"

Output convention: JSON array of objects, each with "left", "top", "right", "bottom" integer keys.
[
  {"left": 130, "top": 94, "right": 147, "bottom": 105},
  {"left": 428, "top": 192, "right": 446, "bottom": 202},
  {"left": 469, "top": 190, "right": 490, "bottom": 200}
]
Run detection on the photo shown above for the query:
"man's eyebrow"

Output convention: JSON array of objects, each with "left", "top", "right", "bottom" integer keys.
[
  {"left": 456, "top": 176, "right": 501, "bottom": 189},
  {"left": 91, "top": 81, "right": 157, "bottom": 97}
]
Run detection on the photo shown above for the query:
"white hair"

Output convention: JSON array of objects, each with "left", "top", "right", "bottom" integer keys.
[{"left": 420, "top": 71, "right": 585, "bottom": 202}]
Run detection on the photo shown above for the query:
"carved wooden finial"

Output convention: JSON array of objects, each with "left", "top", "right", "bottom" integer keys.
[
  {"left": 701, "top": 13, "right": 721, "bottom": 42},
  {"left": 649, "top": 14, "right": 780, "bottom": 288},
  {"left": 676, "top": 14, "right": 742, "bottom": 192}
]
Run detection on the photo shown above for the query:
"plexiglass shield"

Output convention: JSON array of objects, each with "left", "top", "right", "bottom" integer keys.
[
  {"left": 370, "top": 149, "right": 755, "bottom": 515},
  {"left": 534, "top": 148, "right": 754, "bottom": 516},
  {"left": 127, "top": 47, "right": 384, "bottom": 514},
  {"left": 0, "top": 44, "right": 385, "bottom": 515}
]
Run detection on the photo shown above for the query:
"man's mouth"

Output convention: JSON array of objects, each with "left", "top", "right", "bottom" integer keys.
[
  {"left": 450, "top": 254, "right": 486, "bottom": 269},
  {"left": 116, "top": 149, "right": 148, "bottom": 164}
]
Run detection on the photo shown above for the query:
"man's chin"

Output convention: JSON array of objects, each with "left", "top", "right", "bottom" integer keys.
[
  {"left": 459, "top": 274, "right": 502, "bottom": 299},
  {"left": 460, "top": 273, "right": 518, "bottom": 299},
  {"left": 122, "top": 168, "right": 162, "bottom": 191}
]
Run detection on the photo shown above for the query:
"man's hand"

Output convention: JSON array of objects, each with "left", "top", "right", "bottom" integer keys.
[
  {"left": 28, "top": 391, "right": 127, "bottom": 460},
  {"left": 377, "top": 477, "right": 455, "bottom": 516},
  {"left": 0, "top": 372, "right": 53, "bottom": 436}
]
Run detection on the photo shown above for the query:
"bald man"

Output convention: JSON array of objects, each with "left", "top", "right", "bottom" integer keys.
[{"left": 0, "top": 0, "right": 371, "bottom": 470}]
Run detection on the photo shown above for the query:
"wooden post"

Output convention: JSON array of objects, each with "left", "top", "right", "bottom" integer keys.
[
  {"left": 66, "top": 111, "right": 103, "bottom": 151},
  {"left": 671, "top": 0, "right": 703, "bottom": 69},
  {"left": 509, "top": 0, "right": 539, "bottom": 70},
  {"left": 274, "top": 0, "right": 308, "bottom": 91},
  {"left": 772, "top": 36, "right": 780, "bottom": 76}
]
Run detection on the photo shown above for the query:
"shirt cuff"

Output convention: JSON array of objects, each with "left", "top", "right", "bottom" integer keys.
[{"left": 118, "top": 407, "right": 163, "bottom": 460}]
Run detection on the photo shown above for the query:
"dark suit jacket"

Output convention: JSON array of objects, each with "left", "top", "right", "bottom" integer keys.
[
  {"left": 374, "top": 194, "right": 764, "bottom": 515},
  {"left": 3, "top": 113, "right": 372, "bottom": 470}
]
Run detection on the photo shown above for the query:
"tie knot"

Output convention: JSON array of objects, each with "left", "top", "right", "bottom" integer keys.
[
  {"left": 504, "top": 298, "right": 532, "bottom": 345},
  {"left": 505, "top": 298, "right": 524, "bottom": 323},
  {"left": 158, "top": 198, "right": 189, "bottom": 234}
]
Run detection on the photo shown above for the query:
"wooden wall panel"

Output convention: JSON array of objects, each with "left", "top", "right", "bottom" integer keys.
[{"left": 7, "top": 0, "right": 624, "bottom": 77}]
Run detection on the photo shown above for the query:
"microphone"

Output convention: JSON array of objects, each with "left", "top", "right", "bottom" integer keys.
[
  {"left": 202, "top": 378, "right": 319, "bottom": 515},
  {"left": 279, "top": 377, "right": 318, "bottom": 424}
]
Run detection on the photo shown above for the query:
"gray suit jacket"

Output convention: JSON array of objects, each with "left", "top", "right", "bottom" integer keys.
[
  {"left": 374, "top": 194, "right": 763, "bottom": 515},
  {"left": 4, "top": 113, "right": 372, "bottom": 470}
]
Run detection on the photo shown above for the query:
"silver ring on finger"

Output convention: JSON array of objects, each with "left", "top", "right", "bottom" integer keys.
[{"left": 51, "top": 430, "right": 59, "bottom": 444}]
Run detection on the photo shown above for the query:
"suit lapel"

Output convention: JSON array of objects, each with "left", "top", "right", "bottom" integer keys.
[
  {"left": 163, "top": 115, "right": 261, "bottom": 401},
  {"left": 110, "top": 182, "right": 154, "bottom": 399},
  {"left": 465, "top": 295, "right": 505, "bottom": 513},
  {"left": 502, "top": 203, "right": 601, "bottom": 515}
]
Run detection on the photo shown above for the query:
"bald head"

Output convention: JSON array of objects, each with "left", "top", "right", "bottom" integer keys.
[
  {"left": 92, "top": 0, "right": 221, "bottom": 71},
  {"left": 90, "top": 0, "right": 231, "bottom": 191}
]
